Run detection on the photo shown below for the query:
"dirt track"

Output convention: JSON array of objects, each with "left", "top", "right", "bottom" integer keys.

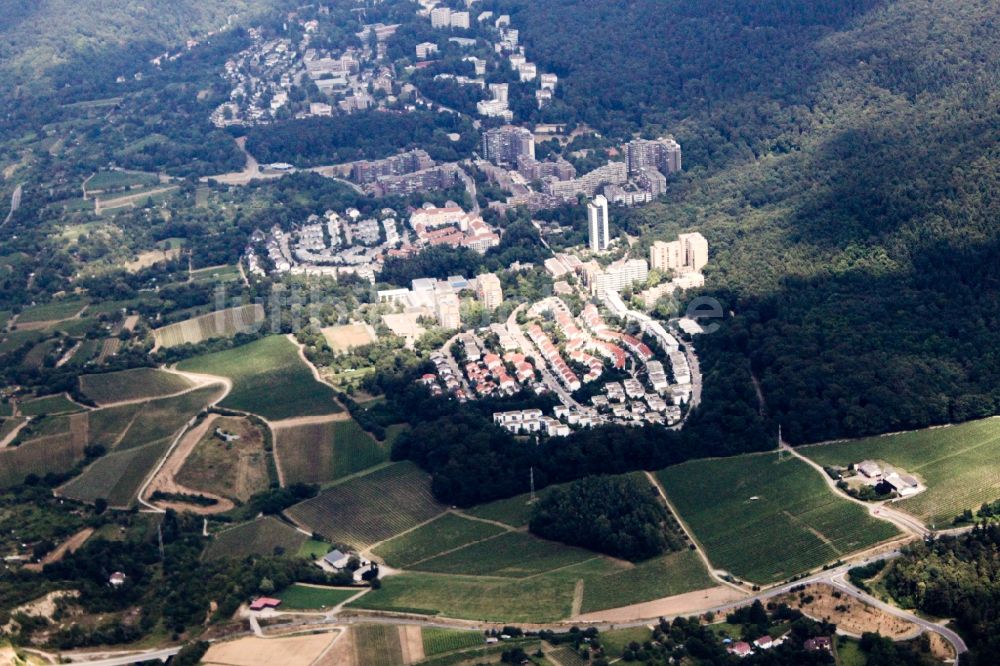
[
  {"left": 23, "top": 528, "right": 95, "bottom": 572},
  {"left": 144, "top": 413, "right": 235, "bottom": 514},
  {"left": 572, "top": 586, "right": 745, "bottom": 623}
]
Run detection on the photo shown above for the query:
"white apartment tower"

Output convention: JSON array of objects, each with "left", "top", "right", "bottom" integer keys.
[
  {"left": 588, "top": 195, "right": 610, "bottom": 253},
  {"left": 476, "top": 272, "right": 504, "bottom": 310},
  {"left": 650, "top": 232, "right": 708, "bottom": 274},
  {"left": 482, "top": 125, "right": 534, "bottom": 167}
]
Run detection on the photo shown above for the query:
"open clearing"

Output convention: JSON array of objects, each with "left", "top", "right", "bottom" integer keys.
[
  {"left": 321, "top": 322, "right": 377, "bottom": 353},
  {"left": 123, "top": 247, "right": 181, "bottom": 272},
  {"left": 176, "top": 415, "right": 271, "bottom": 502},
  {"left": 202, "top": 631, "right": 340, "bottom": 666},
  {"left": 801, "top": 416, "right": 1000, "bottom": 526},
  {"left": 153, "top": 304, "right": 265, "bottom": 348},
  {"left": 274, "top": 418, "right": 387, "bottom": 486},
  {"left": 204, "top": 516, "right": 307, "bottom": 560},
  {"left": 657, "top": 453, "right": 901, "bottom": 584},
  {"left": 177, "top": 335, "right": 341, "bottom": 421},
  {"left": 78, "top": 367, "right": 194, "bottom": 405},
  {"left": 285, "top": 462, "right": 446, "bottom": 549}
]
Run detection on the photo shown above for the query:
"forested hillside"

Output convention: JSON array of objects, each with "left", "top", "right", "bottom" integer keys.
[
  {"left": 503, "top": 0, "right": 1000, "bottom": 443},
  {"left": 0, "top": 0, "right": 283, "bottom": 85}
]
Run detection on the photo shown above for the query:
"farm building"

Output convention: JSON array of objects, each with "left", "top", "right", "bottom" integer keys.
[
  {"left": 249, "top": 597, "right": 282, "bottom": 611},
  {"left": 109, "top": 572, "right": 127, "bottom": 587},
  {"left": 323, "top": 549, "right": 351, "bottom": 570},
  {"left": 856, "top": 460, "right": 883, "bottom": 480}
]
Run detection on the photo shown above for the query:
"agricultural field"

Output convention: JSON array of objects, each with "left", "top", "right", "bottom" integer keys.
[
  {"left": 54, "top": 387, "right": 219, "bottom": 506},
  {"left": 78, "top": 368, "right": 193, "bottom": 405},
  {"left": 176, "top": 336, "right": 341, "bottom": 421},
  {"left": 17, "top": 298, "right": 88, "bottom": 323},
  {"left": 22, "top": 339, "right": 60, "bottom": 369},
  {"left": 0, "top": 414, "right": 88, "bottom": 488},
  {"left": 577, "top": 549, "right": 715, "bottom": 613},
  {"left": 18, "top": 394, "right": 84, "bottom": 416},
  {"left": 274, "top": 419, "right": 387, "bottom": 486},
  {"left": 657, "top": 454, "right": 901, "bottom": 584},
  {"left": 372, "top": 513, "right": 507, "bottom": 569},
  {"left": 285, "top": 462, "right": 445, "bottom": 549},
  {"left": 153, "top": 304, "right": 264, "bottom": 348},
  {"left": 84, "top": 170, "right": 158, "bottom": 193},
  {"left": 176, "top": 416, "right": 271, "bottom": 502},
  {"left": 421, "top": 628, "right": 485, "bottom": 658},
  {"left": 0, "top": 330, "right": 45, "bottom": 355},
  {"left": 204, "top": 516, "right": 307, "bottom": 560},
  {"left": 801, "top": 416, "right": 1000, "bottom": 526},
  {"left": 463, "top": 486, "right": 563, "bottom": 528},
  {"left": 59, "top": 437, "right": 171, "bottom": 507},
  {"left": 413, "top": 531, "right": 597, "bottom": 578},
  {"left": 115, "top": 386, "right": 221, "bottom": 450},
  {"left": 349, "top": 569, "right": 583, "bottom": 622},
  {"left": 354, "top": 625, "right": 404, "bottom": 666},
  {"left": 189, "top": 264, "right": 242, "bottom": 284},
  {"left": 274, "top": 584, "right": 358, "bottom": 610},
  {"left": 66, "top": 339, "right": 102, "bottom": 367},
  {"left": 321, "top": 322, "right": 377, "bottom": 353}
]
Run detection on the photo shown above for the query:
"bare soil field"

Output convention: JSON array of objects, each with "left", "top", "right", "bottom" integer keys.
[
  {"left": 124, "top": 248, "right": 181, "bottom": 272},
  {"left": 572, "top": 585, "right": 746, "bottom": 623},
  {"left": 773, "top": 583, "right": 919, "bottom": 639},
  {"left": 202, "top": 631, "right": 341, "bottom": 666},
  {"left": 321, "top": 323, "right": 377, "bottom": 353}
]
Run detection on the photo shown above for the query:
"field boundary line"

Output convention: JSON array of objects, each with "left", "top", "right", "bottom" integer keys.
[
  {"left": 450, "top": 510, "right": 522, "bottom": 531},
  {"left": 570, "top": 581, "right": 584, "bottom": 618},
  {"left": 363, "top": 510, "right": 451, "bottom": 559},
  {"left": 645, "top": 471, "right": 748, "bottom": 594},
  {"left": 0, "top": 417, "right": 31, "bottom": 448},
  {"left": 401, "top": 526, "right": 513, "bottom": 569}
]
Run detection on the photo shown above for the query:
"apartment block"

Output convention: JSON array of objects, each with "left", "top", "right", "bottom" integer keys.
[{"left": 650, "top": 232, "right": 708, "bottom": 274}]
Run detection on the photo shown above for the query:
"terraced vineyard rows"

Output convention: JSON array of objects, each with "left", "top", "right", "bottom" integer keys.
[
  {"left": 285, "top": 462, "right": 445, "bottom": 549},
  {"left": 79, "top": 368, "right": 193, "bottom": 404},
  {"left": 372, "top": 513, "right": 507, "bottom": 569},
  {"left": 204, "top": 516, "right": 307, "bottom": 560},
  {"left": 154, "top": 304, "right": 264, "bottom": 348},
  {"left": 413, "top": 532, "right": 596, "bottom": 578},
  {"left": 275, "top": 419, "right": 388, "bottom": 486}
]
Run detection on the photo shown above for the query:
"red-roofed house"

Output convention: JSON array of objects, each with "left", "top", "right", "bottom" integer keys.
[{"left": 727, "top": 641, "right": 751, "bottom": 657}]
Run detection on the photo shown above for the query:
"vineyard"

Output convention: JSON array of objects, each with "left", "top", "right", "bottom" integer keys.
[
  {"left": 284, "top": 462, "right": 445, "bottom": 549},
  {"left": 413, "top": 531, "right": 597, "bottom": 578},
  {"left": 578, "top": 549, "right": 714, "bottom": 613},
  {"left": 353, "top": 625, "right": 404, "bottom": 666},
  {"left": 204, "top": 516, "right": 307, "bottom": 560},
  {"left": 79, "top": 368, "right": 193, "bottom": 404},
  {"left": 177, "top": 335, "right": 341, "bottom": 421},
  {"left": 60, "top": 438, "right": 172, "bottom": 507},
  {"left": 274, "top": 418, "right": 388, "bottom": 486},
  {"left": 153, "top": 304, "right": 264, "bottom": 348},
  {"left": 0, "top": 414, "right": 88, "bottom": 488},
  {"left": 657, "top": 454, "right": 901, "bottom": 584},
  {"left": 802, "top": 416, "right": 1000, "bottom": 526},
  {"left": 17, "top": 298, "right": 88, "bottom": 323},
  {"left": 372, "top": 513, "right": 507, "bottom": 569},
  {"left": 19, "top": 394, "right": 84, "bottom": 416},
  {"left": 421, "top": 628, "right": 485, "bottom": 657}
]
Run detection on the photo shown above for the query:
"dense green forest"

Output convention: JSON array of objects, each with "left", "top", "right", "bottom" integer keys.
[
  {"left": 886, "top": 526, "right": 1000, "bottom": 666},
  {"left": 498, "top": 0, "right": 1000, "bottom": 443},
  {"left": 528, "top": 475, "right": 685, "bottom": 561}
]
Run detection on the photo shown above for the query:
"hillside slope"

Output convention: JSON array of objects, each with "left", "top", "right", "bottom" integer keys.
[
  {"left": 507, "top": 0, "right": 1000, "bottom": 442},
  {"left": 0, "top": 0, "right": 281, "bottom": 84}
]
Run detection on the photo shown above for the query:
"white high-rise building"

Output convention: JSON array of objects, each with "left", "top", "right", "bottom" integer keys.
[
  {"left": 588, "top": 195, "right": 610, "bottom": 253},
  {"left": 650, "top": 232, "right": 708, "bottom": 274}
]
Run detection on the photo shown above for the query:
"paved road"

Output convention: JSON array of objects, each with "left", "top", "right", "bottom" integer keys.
[
  {"left": 66, "top": 647, "right": 179, "bottom": 664},
  {"left": 505, "top": 304, "right": 579, "bottom": 408}
]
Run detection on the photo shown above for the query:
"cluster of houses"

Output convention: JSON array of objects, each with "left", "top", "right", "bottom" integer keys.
[
  {"left": 211, "top": 14, "right": 402, "bottom": 127},
  {"left": 247, "top": 208, "right": 408, "bottom": 282},
  {"left": 407, "top": 203, "right": 500, "bottom": 255}
]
